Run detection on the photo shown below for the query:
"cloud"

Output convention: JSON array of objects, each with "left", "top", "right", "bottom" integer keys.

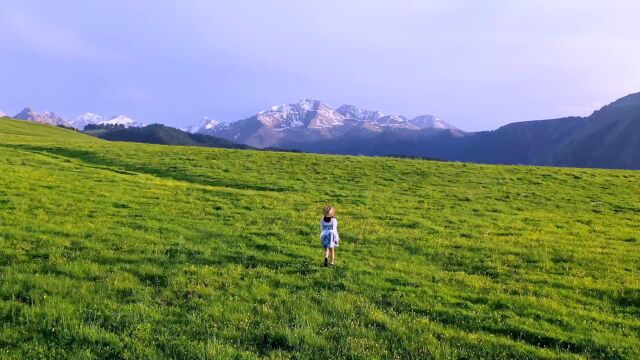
[{"left": 0, "top": 8, "right": 116, "bottom": 61}]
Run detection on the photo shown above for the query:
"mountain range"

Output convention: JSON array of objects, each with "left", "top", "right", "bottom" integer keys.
[
  {"left": 191, "top": 95, "right": 639, "bottom": 169},
  {"left": 192, "top": 99, "right": 458, "bottom": 148},
  {"left": 4, "top": 92, "right": 639, "bottom": 169},
  {"left": 11, "top": 108, "right": 143, "bottom": 129}
]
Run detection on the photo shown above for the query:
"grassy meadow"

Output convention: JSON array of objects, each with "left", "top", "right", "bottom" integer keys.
[{"left": 0, "top": 118, "right": 639, "bottom": 359}]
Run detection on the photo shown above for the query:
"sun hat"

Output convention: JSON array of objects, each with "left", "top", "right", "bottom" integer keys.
[{"left": 323, "top": 205, "right": 336, "bottom": 217}]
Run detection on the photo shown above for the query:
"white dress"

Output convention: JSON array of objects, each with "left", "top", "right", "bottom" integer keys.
[{"left": 320, "top": 218, "right": 340, "bottom": 248}]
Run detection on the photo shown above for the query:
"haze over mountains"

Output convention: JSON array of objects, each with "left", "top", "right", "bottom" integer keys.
[{"left": 3, "top": 92, "right": 639, "bottom": 169}]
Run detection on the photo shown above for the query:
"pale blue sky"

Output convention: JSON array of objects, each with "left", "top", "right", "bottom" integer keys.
[{"left": 1, "top": 0, "right": 639, "bottom": 131}]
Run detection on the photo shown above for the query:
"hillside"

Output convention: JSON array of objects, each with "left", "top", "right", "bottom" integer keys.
[
  {"left": 86, "top": 124, "right": 253, "bottom": 150},
  {"left": 0, "top": 118, "right": 639, "bottom": 359},
  {"left": 453, "top": 93, "right": 640, "bottom": 169},
  {"left": 286, "top": 127, "right": 470, "bottom": 160}
]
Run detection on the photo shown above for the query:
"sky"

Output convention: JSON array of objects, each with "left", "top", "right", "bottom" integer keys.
[{"left": 1, "top": 0, "right": 640, "bottom": 131}]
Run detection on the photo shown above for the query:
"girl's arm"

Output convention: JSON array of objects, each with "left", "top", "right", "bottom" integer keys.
[{"left": 334, "top": 219, "right": 340, "bottom": 240}]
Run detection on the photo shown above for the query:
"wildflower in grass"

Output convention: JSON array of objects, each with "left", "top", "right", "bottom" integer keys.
[{"left": 321, "top": 205, "right": 340, "bottom": 267}]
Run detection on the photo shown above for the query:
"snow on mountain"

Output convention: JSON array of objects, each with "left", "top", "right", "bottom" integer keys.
[
  {"left": 190, "top": 117, "right": 224, "bottom": 133},
  {"left": 372, "top": 115, "right": 417, "bottom": 129},
  {"left": 409, "top": 115, "right": 458, "bottom": 130},
  {"left": 9, "top": 107, "right": 147, "bottom": 130},
  {"left": 99, "top": 115, "right": 143, "bottom": 127},
  {"left": 255, "top": 99, "right": 345, "bottom": 129},
  {"left": 336, "top": 105, "right": 384, "bottom": 121},
  {"left": 73, "top": 113, "right": 104, "bottom": 130},
  {"left": 337, "top": 105, "right": 452, "bottom": 130},
  {"left": 191, "top": 98, "right": 459, "bottom": 148},
  {"left": 0, "top": 110, "right": 7, "bottom": 117},
  {"left": 14, "top": 108, "right": 72, "bottom": 127},
  {"left": 74, "top": 113, "right": 143, "bottom": 129}
]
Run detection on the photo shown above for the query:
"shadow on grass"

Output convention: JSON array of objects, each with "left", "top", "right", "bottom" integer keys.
[
  {"left": 1, "top": 144, "right": 288, "bottom": 192},
  {"left": 377, "top": 295, "right": 630, "bottom": 359}
]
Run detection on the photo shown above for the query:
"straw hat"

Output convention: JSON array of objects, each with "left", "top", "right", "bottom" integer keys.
[{"left": 323, "top": 205, "right": 336, "bottom": 217}]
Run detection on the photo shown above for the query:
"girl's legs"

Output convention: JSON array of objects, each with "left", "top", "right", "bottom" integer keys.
[
  {"left": 324, "top": 248, "right": 329, "bottom": 266},
  {"left": 330, "top": 247, "right": 335, "bottom": 264}
]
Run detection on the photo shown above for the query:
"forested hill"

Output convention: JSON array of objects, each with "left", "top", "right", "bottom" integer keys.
[{"left": 86, "top": 124, "right": 253, "bottom": 150}]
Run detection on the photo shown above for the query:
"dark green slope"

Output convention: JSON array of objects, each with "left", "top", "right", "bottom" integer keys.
[
  {"left": 89, "top": 124, "right": 253, "bottom": 150},
  {"left": 552, "top": 94, "right": 640, "bottom": 169},
  {"left": 452, "top": 92, "right": 640, "bottom": 169},
  {"left": 291, "top": 127, "right": 470, "bottom": 160},
  {"left": 452, "top": 117, "right": 585, "bottom": 165}
]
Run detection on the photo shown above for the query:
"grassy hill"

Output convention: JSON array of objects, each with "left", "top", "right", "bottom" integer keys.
[
  {"left": 0, "top": 117, "right": 639, "bottom": 359},
  {"left": 85, "top": 124, "right": 254, "bottom": 150}
]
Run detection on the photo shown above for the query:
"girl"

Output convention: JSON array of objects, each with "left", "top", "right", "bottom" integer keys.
[{"left": 320, "top": 205, "right": 340, "bottom": 267}]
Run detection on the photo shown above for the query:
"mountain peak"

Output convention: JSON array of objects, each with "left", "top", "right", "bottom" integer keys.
[
  {"left": 14, "top": 107, "right": 70, "bottom": 126},
  {"left": 100, "top": 115, "right": 141, "bottom": 127},
  {"left": 74, "top": 113, "right": 104, "bottom": 129},
  {"left": 190, "top": 117, "right": 223, "bottom": 133},
  {"left": 297, "top": 98, "right": 322, "bottom": 107},
  {"left": 409, "top": 115, "right": 459, "bottom": 130},
  {"left": 256, "top": 99, "right": 342, "bottom": 129},
  {"left": 14, "top": 107, "right": 37, "bottom": 120},
  {"left": 266, "top": 99, "right": 326, "bottom": 114},
  {"left": 71, "top": 113, "right": 142, "bottom": 129},
  {"left": 336, "top": 104, "right": 384, "bottom": 121}
]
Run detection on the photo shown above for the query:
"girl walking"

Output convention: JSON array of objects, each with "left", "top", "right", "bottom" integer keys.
[{"left": 320, "top": 205, "right": 340, "bottom": 267}]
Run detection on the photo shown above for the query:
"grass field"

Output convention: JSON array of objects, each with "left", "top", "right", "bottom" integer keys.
[{"left": 0, "top": 118, "right": 639, "bottom": 359}]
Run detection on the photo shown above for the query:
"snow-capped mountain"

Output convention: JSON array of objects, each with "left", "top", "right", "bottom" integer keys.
[
  {"left": 409, "top": 115, "right": 458, "bottom": 130},
  {"left": 373, "top": 115, "right": 417, "bottom": 129},
  {"left": 11, "top": 108, "right": 144, "bottom": 129},
  {"left": 73, "top": 113, "right": 143, "bottom": 129},
  {"left": 190, "top": 117, "right": 224, "bottom": 133},
  {"left": 14, "top": 108, "right": 72, "bottom": 127},
  {"left": 255, "top": 99, "right": 344, "bottom": 129},
  {"left": 74, "top": 113, "right": 104, "bottom": 129},
  {"left": 0, "top": 110, "right": 7, "bottom": 117},
  {"left": 192, "top": 99, "right": 460, "bottom": 148},
  {"left": 98, "top": 115, "right": 141, "bottom": 127},
  {"left": 336, "top": 105, "right": 384, "bottom": 121},
  {"left": 336, "top": 104, "right": 457, "bottom": 130}
]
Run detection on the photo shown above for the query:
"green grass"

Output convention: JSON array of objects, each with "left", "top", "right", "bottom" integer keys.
[{"left": 0, "top": 118, "right": 639, "bottom": 359}]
